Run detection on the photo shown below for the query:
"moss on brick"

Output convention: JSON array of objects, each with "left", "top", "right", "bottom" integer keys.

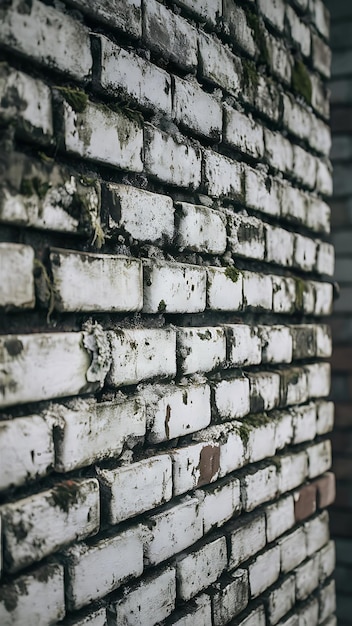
[
  {"left": 246, "top": 11, "right": 270, "bottom": 66},
  {"left": 225, "top": 266, "right": 240, "bottom": 283},
  {"left": 56, "top": 86, "right": 88, "bottom": 113},
  {"left": 292, "top": 59, "right": 312, "bottom": 105}
]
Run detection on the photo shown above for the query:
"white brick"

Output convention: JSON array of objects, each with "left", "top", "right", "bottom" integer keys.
[
  {"left": 265, "top": 31, "right": 293, "bottom": 85},
  {"left": 316, "top": 242, "right": 334, "bottom": 277},
  {"left": 212, "top": 570, "right": 249, "bottom": 626},
  {"left": 223, "top": 2, "right": 256, "bottom": 56},
  {"left": 249, "top": 546, "right": 280, "bottom": 597},
  {"left": 292, "top": 144, "right": 317, "bottom": 190},
  {"left": 225, "top": 324, "right": 262, "bottom": 367},
  {"left": 0, "top": 414, "right": 54, "bottom": 491},
  {"left": 311, "top": 0, "right": 329, "bottom": 38},
  {"left": 198, "top": 31, "right": 242, "bottom": 95},
  {"left": 144, "top": 498, "right": 203, "bottom": 565},
  {"left": 266, "top": 495, "right": 295, "bottom": 542},
  {"left": 63, "top": 100, "right": 143, "bottom": 172},
  {"left": 99, "top": 36, "right": 171, "bottom": 115},
  {"left": 50, "top": 248, "right": 142, "bottom": 312},
  {"left": 299, "top": 280, "right": 316, "bottom": 315},
  {"left": 305, "top": 512, "right": 329, "bottom": 556},
  {"left": 224, "top": 106, "right": 264, "bottom": 158},
  {"left": 312, "top": 281, "right": 333, "bottom": 316},
  {"left": 145, "top": 124, "right": 201, "bottom": 188},
  {"left": 305, "top": 362, "right": 330, "bottom": 399},
  {"left": 286, "top": 6, "right": 311, "bottom": 56},
  {"left": 65, "top": 528, "right": 143, "bottom": 609},
  {"left": 248, "top": 371, "right": 281, "bottom": 412},
  {"left": 264, "top": 129, "right": 293, "bottom": 174},
  {"left": 291, "top": 323, "right": 316, "bottom": 360},
  {"left": 279, "top": 527, "right": 307, "bottom": 574},
  {"left": 0, "top": 243, "right": 34, "bottom": 309},
  {"left": 259, "top": 326, "right": 293, "bottom": 364},
  {"left": 316, "top": 158, "right": 332, "bottom": 196},
  {"left": 204, "top": 150, "right": 242, "bottom": 198},
  {"left": 227, "top": 213, "right": 265, "bottom": 260},
  {"left": 294, "top": 234, "right": 317, "bottom": 272},
  {"left": 281, "top": 367, "right": 309, "bottom": 407},
  {"left": 177, "top": 326, "right": 226, "bottom": 374},
  {"left": 104, "top": 184, "right": 174, "bottom": 244},
  {"left": 171, "top": 442, "right": 220, "bottom": 495},
  {"left": 109, "top": 567, "right": 176, "bottom": 626},
  {"left": 312, "top": 33, "right": 331, "bottom": 79},
  {"left": 265, "top": 225, "right": 295, "bottom": 267},
  {"left": 0, "top": 332, "right": 93, "bottom": 408},
  {"left": 216, "top": 423, "right": 247, "bottom": 476},
  {"left": 145, "top": 383, "right": 211, "bottom": 443},
  {"left": 267, "top": 576, "right": 295, "bottom": 624},
  {"left": 276, "top": 616, "right": 299, "bottom": 626},
  {"left": 174, "top": 0, "right": 222, "bottom": 24},
  {"left": 234, "top": 605, "right": 266, "bottom": 626},
  {"left": 99, "top": 455, "right": 172, "bottom": 523},
  {"left": 177, "top": 537, "right": 227, "bottom": 601},
  {"left": 0, "top": 0, "right": 92, "bottom": 80},
  {"left": 319, "top": 580, "right": 336, "bottom": 623},
  {"left": 281, "top": 184, "right": 307, "bottom": 225},
  {"left": 198, "top": 477, "right": 241, "bottom": 533},
  {"left": 273, "top": 409, "right": 294, "bottom": 451},
  {"left": 228, "top": 513, "right": 266, "bottom": 569},
  {"left": 305, "top": 196, "right": 331, "bottom": 234},
  {"left": 272, "top": 276, "right": 296, "bottom": 314},
  {"left": 243, "top": 272, "right": 273, "bottom": 310},
  {"left": 0, "top": 66, "right": 52, "bottom": 140},
  {"left": 174, "top": 76, "right": 222, "bottom": 139},
  {"left": 1, "top": 478, "right": 99, "bottom": 573},
  {"left": 242, "top": 74, "right": 281, "bottom": 122},
  {"left": 242, "top": 464, "right": 278, "bottom": 512},
  {"left": 307, "top": 440, "right": 332, "bottom": 479},
  {"left": 207, "top": 266, "right": 243, "bottom": 311},
  {"left": 144, "top": 0, "right": 197, "bottom": 70},
  {"left": 214, "top": 377, "right": 250, "bottom": 420},
  {"left": 168, "top": 594, "right": 212, "bottom": 625},
  {"left": 143, "top": 260, "right": 206, "bottom": 314},
  {"left": 176, "top": 202, "right": 226, "bottom": 254},
  {"left": 66, "top": 0, "right": 141, "bottom": 38},
  {"left": 282, "top": 94, "right": 312, "bottom": 143},
  {"left": 64, "top": 608, "right": 106, "bottom": 626},
  {"left": 319, "top": 541, "right": 335, "bottom": 583},
  {"left": 295, "top": 554, "right": 319, "bottom": 601},
  {"left": 244, "top": 168, "right": 281, "bottom": 217},
  {"left": 258, "top": 0, "right": 285, "bottom": 30},
  {"left": 108, "top": 328, "right": 176, "bottom": 386},
  {"left": 297, "top": 597, "right": 319, "bottom": 625},
  {"left": 316, "top": 401, "right": 334, "bottom": 435},
  {"left": 291, "top": 403, "right": 317, "bottom": 445},
  {"left": 0, "top": 563, "right": 65, "bottom": 626},
  {"left": 54, "top": 397, "right": 145, "bottom": 472},
  {"left": 278, "top": 451, "right": 308, "bottom": 493}
]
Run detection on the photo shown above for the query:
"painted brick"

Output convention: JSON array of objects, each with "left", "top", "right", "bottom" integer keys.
[
  {"left": 143, "top": 259, "right": 206, "bottom": 314},
  {"left": 174, "top": 0, "right": 222, "bottom": 24},
  {"left": 318, "top": 580, "right": 336, "bottom": 623},
  {"left": 265, "top": 575, "right": 296, "bottom": 624},
  {"left": 198, "top": 31, "right": 242, "bottom": 94},
  {"left": 0, "top": 243, "right": 34, "bottom": 309},
  {"left": 279, "top": 527, "right": 307, "bottom": 574},
  {"left": 177, "top": 326, "right": 226, "bottom": 374},
  {"left": 144, "top": 124, "right": 201, "bottom": 188},
  {"left": 316, "top": 158, "right": 333, "bottom": 197},
  {"left": 108, "top": 328, "right": 176, "bottom": 386},
  {"left": 310, "top": 115, "right": 332, "bottom": 159},
  {"left": 207, "top": 266, "right": 243, "bottom": 311},
  {"left": 65, "top": 528, "right": 143, "bottom": 609},
  {"left": 286, "top": 6, "right": 311, "bottom": 56},
  {"left": 103, "top": 184, "right": 174, "bottom": 245},
  {"left": 258, "top": 0, "right": 285, "bottom": 30},
  {"left": 305, "top": 196, "right": 331, "bottom": 234},
  {"left": 204, "top": 150, "right": 242, "bottom": 198},
  {"left": 49, "top": 248, "right": 142, "bottom": 312},
  {"left": 108, "top": 567, "right": 176, "bottom": 626},
  {"left": 177, "top": 537, "right": 227, "bottom": 601},
  {"left": 249, "top": 546, "right": 281, "bottom": 597},
  {"left": 98, "top": 455, "right": 172, "bottom": 523},
  {"left": 198, "top": 477, "right": 241, "bottom": 533},
  {"left": 265, "top": 31, "right": 293, "bottom": 85},
  {"left": 212, "top": 570, "right": 249, "bottom": 625},
  {"left": 315, "top": 325, "right": 332, "bottom": 358},
  {"left": 316, "top": 242, "right": 335, "bottom": 276},
  {"left": 316, "top": 401, "right": 334, "bottom": 435},
  {"left": 228, "top": 513, "right": 266, "bottom": 569},
  {"left": 223, "top": 106, "right": 264, "bottom": 158},
  {"left": 248, "top": 371, "right": 281, "bottom": 412},
  {"left": 307, "top": 440, "right": 332, "bottom": 479},
  {"left": 1, "top": 478, "right": 99, "bottom": 573},
  {"left": 273, "top": 409, "right": 294, "bottom": 451},
  {"left": 0, "top": 563, "right": 65, "bottom": 626},
  {"left": 291, "top": 324, "right": 317, "bottom": 361},
  {"left": 145, "top": 383, "right": 211, "bottom": 443},
  {"left": 312, "top": 33, "right": 331, "bottom": 79},
  {"left": 53, "top": 397, "right": 145, "bottom": 472},
  {"left": 244, "top": 168, "right": 281, "bottom": 217},
  {"left": 305, "top": 511, "right": 330, "bottom": 556},
  {"left": 281, "top": 184, "right": 307, "bottom": 226},
  {"left": 241, "top": 464, "right": 278, "bottom": 512},
  {"left": 143, "top": 0, "right": 197, "bottom": 70},
  {"left": 266, "top": 495, "right": 295, "bottom": 542},
  {"left": 193, "top": 422, "right": 245, "bottom": 477},
  {"left": 304, "top": 362, "right": 331, "bottom": 398},
  {"left": 0, "top": 332, "right": 94, "bottom": 409},
  {"left": 292, "top": 144, "right": 317, "bottom": 190},
  {"left": 272, "top": 276, "right": 296, "bottom": 314},
  {"left": 171, "top": 441, "right": 220, "bottom": 495},
  {"left": 63, "top": 608, "right": 107, "bottom": 626},
  {"left": 297, "top": 598, "right": 319, "bottom": 625},
  {"left": 65, "top": 0, "right": 141, "bottom": 38},
  {"left": 264, "top": 129, "right": 293, "bottom": 174},
  {"left": 225, "top": 324, "right": 262, "bottom": 367},
  {"left": 265, "top": 225, "right": 295, "bottom": 267},
  {"left": 227, "top": 213, "right": 265, "bottom": 260},
  {"left": 174, "top": 76, "right": 222, "bottom": 139},
  {"left": 277, "top": 451, "right": 308, "bottom": 493},
  {"left": 0, "top": 414, "right": 54, "bottom": 491},
  {"left": 144, "top": 498, "right": 203, "bottom": 565},
  {"left": 0, "top": 0, "right": 92, "bottom": 80},
  {"left": 294, "top": 234, "right": 317, "bottom": 272},
  {"left": 176, "top": 203, "right": 226, "bottom": 254},
  {"left": 294, "top": 484, "right": 317, "bottom": 522},
  {"left": 295, "top": 554, "right": 320, "bottom": 601},
  {"left": 243, "top": 272, "right": 273, "bottom": 311},
  {"left": 242, "top": 75, "right": 281, "bottom": 123},
  {"left": 63, "top": 100, "right": 143, "bottom": 172},
  {"left": 98, "top": 36, "right": 171, "bottom": 115},
  {"left": 315, "top": 472, "right": 336, "bottom": 509},
  {"left": 291, "top": 403, "right": 317, "bottom": 444},
  {"left": 233, "top": 605, "right": 266, "bottom": 626},
  {"left": 223, "top": 2, "right": 256, "bottom": 56},
  {"left": 280, "top": 367, "right": 309, "bottom": 407},
  {"left": 319, "top": 540, "right": 335, "bottom": 582},
  {"left": 312, "top": 281, "right": 333, "bottom": 315},
  {"left": 259, "top": 326, "right": 293, "bottom": 364},
  {"left": 282, "top": 94, "right": 312, "bottom": 144},
  {"left": 214, "top": 376, "right": 250, "bottom": 420}
]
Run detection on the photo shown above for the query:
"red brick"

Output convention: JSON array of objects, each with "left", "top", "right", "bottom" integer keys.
[
  {"left": 294, "top": 484, "right": 317, "bottom": 522},
  {"left": 314, "top": 472, "right": 336, "bottom": 509}
]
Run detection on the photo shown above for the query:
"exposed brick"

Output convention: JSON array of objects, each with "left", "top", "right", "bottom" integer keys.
[
  {"left": 314, "top": 472, "right": 336, "bottom": 509},
  {"left": 294, "top": 484, "right": 317, "bottom": 522},
  {"left": 171, "top": 441, "right": 220, "bottom": 495}
]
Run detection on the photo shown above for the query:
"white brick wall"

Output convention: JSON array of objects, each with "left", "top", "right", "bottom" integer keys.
[
  {"left": 249, "top": 545, "right": 280, "bottom": 597},
  {"left": 143, "top": 260, "right": 206, "bottom": 313},
  {"left": 212, "top": 569, "right": 249, "bottom": 625},
  {"left": 176, "top": 536, "right": 227, "bottom": 600},
  {"left": 177, "top": 326, "right": 226, "bottom": 374},
  {"left": 207, "top": 266, "right": 243, "bottom": 311},
  {"left": 0, "top": 243, "right": 34, "bottom": 309},
  {"left": 176, "top": 202, "right": 226, "bottom": 254},
  {"left": 173, "top": 76, "right": 222, "bottom": 139},
  {"left": 228, "top": 513, "right": 266, "bottom": 569},
  {"left": 224, "top": 106, "right": 264, "bottom": 158},
  {"left": 198, "top": 32, "right": 242, "bottom": 95},
  {"left": 214, "top": 377, "right": 250, "bottom": 420},
  {"left": 204, "top": 150, "right": 242, "bottom": 198}
]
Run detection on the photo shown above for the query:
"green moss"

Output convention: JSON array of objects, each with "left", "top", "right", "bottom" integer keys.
[
  {"left": 225, "top": 266, "right": 240, "bottom": 283},
  {"left": 110, "top": 100, "right": 143, "bottom": 125},
  {"left": 52, "top": 480, "right": 81, "bottom": 513},
  {"left": 56, "top": 86, "right": 88, "bottom": 113},
  {"left": 247, "top": 11, "right": 270, "bottom": 66},
  {"left": 238, "top": 422, "right": 251, "bottom": 447},
  {"left": 271, "top": 455, "right": 282, "bottom": 472},
  {"left": 158, "top": 299, "right": 167, "bottom": 312},
  {"left": 243, "top": 59, "right": 259, "bottom": 88},
  {"left": 20, "top": 177, "right": 50, "bottom": 199},
  {"left": 292, "top": 59, "right": 312, "bottom": 104}
]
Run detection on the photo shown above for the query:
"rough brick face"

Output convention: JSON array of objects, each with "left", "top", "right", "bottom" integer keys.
[{"left": 0, "top": 0, "right": 335, "bottom": 623}]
